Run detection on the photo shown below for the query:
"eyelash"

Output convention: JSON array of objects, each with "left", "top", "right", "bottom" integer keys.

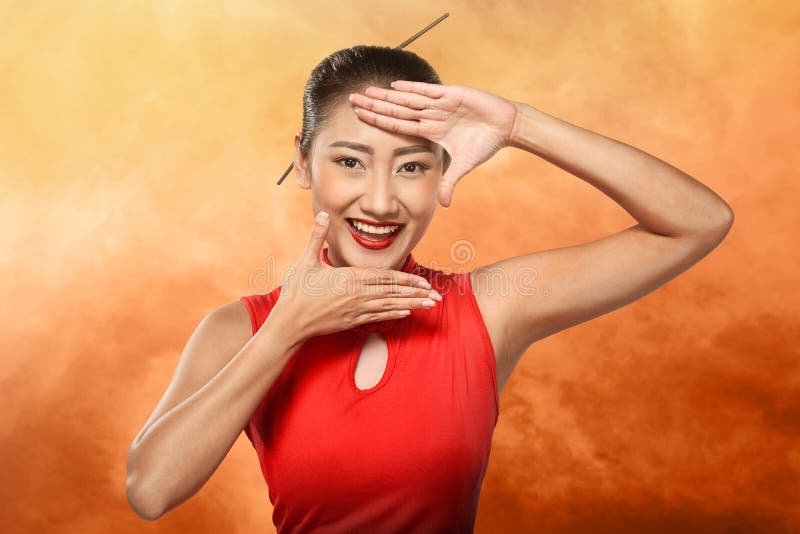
[{"left": 333, "top": 157, "right": 430, "bottom": 174}]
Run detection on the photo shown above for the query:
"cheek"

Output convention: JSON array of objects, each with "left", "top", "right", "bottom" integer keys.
[
  {"left": 311, "top": 171, "right": 358, "bottom": 206},
  {"left": 418, "top": 175, "right": 441, "bottom": 201},
  {"left": 398, "top": 181, "right": 439, "bottom": 217}
]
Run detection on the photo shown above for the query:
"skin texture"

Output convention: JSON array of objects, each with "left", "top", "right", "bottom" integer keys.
[
  {"left": 293, "top": 93, "right": 446, "bottom": 273},
  {"left": 126, "top": 301, "right": 307, "bottom": 520},
  {"left": 348, "top": 81, "right": 734, "bottom": 396}
]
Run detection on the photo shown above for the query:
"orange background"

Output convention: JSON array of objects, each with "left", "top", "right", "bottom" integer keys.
[{"left": 2, "top": 1, "right": 798, "bottom": 532}]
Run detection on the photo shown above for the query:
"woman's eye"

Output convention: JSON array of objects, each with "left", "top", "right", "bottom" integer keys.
[
  {"left": 335, "top": 157, "right": 362, "bottom": 170},
  {"left": 333, "top": 158, "right": 429, "bottom": 174},
  {"left": 399, "top": 162, "right": 430, "bottom": 174}
]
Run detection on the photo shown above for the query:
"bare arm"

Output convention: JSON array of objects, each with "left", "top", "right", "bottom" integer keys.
[
  {"left": 125, "top": 211, "right": 436, "bottom": 521},
  {"left": 507, "top": 102, "right": 734, "bottom": 238},
  {"left": 125, "top": 300, "right": 304, "bottom": 521},
  {"left": 474, "top": 102, "right": 734, "bottom": 382}
]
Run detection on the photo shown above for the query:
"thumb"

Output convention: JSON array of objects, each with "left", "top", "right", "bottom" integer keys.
[
  {"left": 438, "top": 174, "right": 459, "bottom": 209},
  {"left": 302, "top": 210, "right": 330, "bottom": 263},
  {"left": 438, "top": 159, "right": 472, "bottom": 208}
]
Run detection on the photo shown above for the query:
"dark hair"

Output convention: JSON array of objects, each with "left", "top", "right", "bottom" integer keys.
[{"left": 299, "top": 45, "right": 451, "bottom": 173}]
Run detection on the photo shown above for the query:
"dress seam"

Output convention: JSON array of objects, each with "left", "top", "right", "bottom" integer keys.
[{"left": 463, "top": 271, "right": 501, "bottom": 422}]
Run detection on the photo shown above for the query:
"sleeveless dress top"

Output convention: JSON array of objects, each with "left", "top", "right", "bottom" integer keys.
[{"left": 239, "top": 247, "right": 500, "bottom": 533}]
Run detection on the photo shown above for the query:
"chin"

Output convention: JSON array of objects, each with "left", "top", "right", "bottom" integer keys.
[{"left": 337, "top": 238, "right": 410, "bottom": 270}]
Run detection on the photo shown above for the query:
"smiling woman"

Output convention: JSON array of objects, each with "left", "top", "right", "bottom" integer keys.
[
  {"left": 127, "top": 38, "right": 734, "bottom": 534},
  {"left": 233, "top": 45, "right": 502, "bottom": 532},
  {"left": 126, "top": 44, "right": 500, "bottom": 533},
  {"left": 290, "top": 45, "right": 452, "bottom": 272}
]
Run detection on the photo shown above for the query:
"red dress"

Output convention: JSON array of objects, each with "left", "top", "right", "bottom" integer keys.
[{"left": 239, "top": 247, "right": 499, "bottom": 533}]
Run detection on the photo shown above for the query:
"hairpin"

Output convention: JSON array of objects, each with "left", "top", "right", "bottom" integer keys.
[{"left": 275, "top": 12, "right": 450, "bottom": 185}]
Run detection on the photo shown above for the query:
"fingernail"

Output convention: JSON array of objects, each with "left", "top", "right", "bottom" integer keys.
[
  {"left": 353, "top": 106, "right": 359, "bottom": 114},
  {"left": 315, "top": 211, "right": 329, "bottom": 224},
  {"left": 390, "top": 81, "right": 395, "bottom": 88},
  {"left": 348, "top": 93, "right": 353, "bottom": 102},
  {"left": 418, "top": 278, "right": 431, "bottom": 289},
  {"left": 428, "top": 291, "right": 442, "bottom": 302},
  {"left": 422, "top": 299, "right": 435, "bottom": 308}
]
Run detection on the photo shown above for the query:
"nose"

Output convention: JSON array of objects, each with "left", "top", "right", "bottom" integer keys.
[{"left": 359, "top": 172, "right": 399, "bottom": 219}]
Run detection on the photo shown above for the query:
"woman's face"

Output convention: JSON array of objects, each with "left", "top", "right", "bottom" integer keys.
[{"left": 293, "top": 95, "right": 444, "bottom": 271}]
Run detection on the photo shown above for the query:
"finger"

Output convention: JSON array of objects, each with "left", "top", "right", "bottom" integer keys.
[
  {"left": 350, "top": 92, "right": 422, "bottom": 121},
  {"left": 359, "top": 283, "right": 441, "bottom": 301},
  {"left": 354, "top": 309, "right": 412, "bottom": 325},
  {"left": 389, "top": 80, "right": 447, "bottom": 99},
  {"left": 439, "top": 181, "right": 454, "bottom": 208},
  {"left": 438, "top": 160, "right": 474, "bottom": 207},
  {"left": 302, "top": 210, "right": 330, "bottom": 264},
  {"left": 439, "top": 176, "right": 459, "bottom": 208},
  {"left": 363, "top": 85, "right": 436, "bottom": 110},
  {"left": 352, "top": 268, "right": 431, "bottom": 289},
  {"left": 353, "top": 106, "right": 422, "bottom": 137},
  {"left": 361, "top": 296, "right": 438, "bottom": 314}
]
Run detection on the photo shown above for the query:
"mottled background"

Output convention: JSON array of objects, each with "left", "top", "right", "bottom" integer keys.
[{"left": 1, "top": 1, "right": 798, "bottom": 532}]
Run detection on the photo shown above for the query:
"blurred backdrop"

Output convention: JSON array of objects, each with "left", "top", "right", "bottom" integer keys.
[{"left": 1, "top": 1, "right": 798, "bottom": 532}]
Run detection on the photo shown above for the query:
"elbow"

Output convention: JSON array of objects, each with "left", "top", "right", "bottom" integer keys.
[
  {"left": 126, "top": 477, "right": 166, "bottom": 521},
  {"left": 690, "top": 203, "right": 734, "bottom": 250},
  {"left": 718, "top": 201, "right": 734, "bottom": 229},
  {"left": 712, "top": 203, "right": 735, "bottom": 238},
  {"left": 126, "top": 447, "right": 166, "bottom": 521},
  {"left": 698, "top": 202, "right": 734, "bottom": 238}
]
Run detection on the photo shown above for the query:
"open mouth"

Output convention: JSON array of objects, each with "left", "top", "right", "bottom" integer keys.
[{"left": 345, "top": 218, "right": 405, "bottom": 242}]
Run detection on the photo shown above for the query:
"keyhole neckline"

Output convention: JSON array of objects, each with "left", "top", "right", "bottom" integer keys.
[{"left": 349, "top": 330, "right": 397, "bottom": 395}]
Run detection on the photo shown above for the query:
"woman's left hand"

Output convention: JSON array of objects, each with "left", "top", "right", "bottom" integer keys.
[{"left": 349, "top": 81, "right": 519, "bottom": 208}]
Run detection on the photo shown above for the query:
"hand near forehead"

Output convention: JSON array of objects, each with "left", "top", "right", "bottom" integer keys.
[{"left": 349, "top": 81, "right": 520, "bottom": 208}]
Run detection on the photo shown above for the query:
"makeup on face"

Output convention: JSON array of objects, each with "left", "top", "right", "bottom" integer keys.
[
  {"left": 308, "top": 101, "right": 442, "bottom": 268},
  {"left": 345, "top": 217, "right": 405, "bottom": 250},
  {"left": 325, "top": 143, "right": 435, "bottom": 252}
]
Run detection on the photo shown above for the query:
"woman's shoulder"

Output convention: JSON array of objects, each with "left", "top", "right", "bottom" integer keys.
[
  {"left": 204, "top": 299, "right": 257, "bottom": 344},
  {"left": 238, "top": 285, "right": 284, "bottom": 335}
]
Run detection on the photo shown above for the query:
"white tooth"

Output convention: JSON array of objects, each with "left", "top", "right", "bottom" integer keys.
[{"left": 352, "top": 220, "right": 399, "bottom": 234}]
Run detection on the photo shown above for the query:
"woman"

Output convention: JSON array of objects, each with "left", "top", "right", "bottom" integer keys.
[{"left": 126, "top": 45, "right": 734, "bottom": 531}]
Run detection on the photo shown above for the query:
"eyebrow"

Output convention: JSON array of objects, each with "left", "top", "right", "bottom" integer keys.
[{"left": 327, "top": 141, "right": 435, "bottom": 157}]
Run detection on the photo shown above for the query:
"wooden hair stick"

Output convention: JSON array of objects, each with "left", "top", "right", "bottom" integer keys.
[{"left": 275, "top": 12, "right": 450, "bottom": 185}]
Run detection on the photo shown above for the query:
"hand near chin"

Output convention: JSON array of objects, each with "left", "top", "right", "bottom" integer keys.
[
  {"left": 349, "top": 81, "right": 520, "bottom": 208},
  {"left": 271, "top": 211, "right": 439, "bottom": 341}
]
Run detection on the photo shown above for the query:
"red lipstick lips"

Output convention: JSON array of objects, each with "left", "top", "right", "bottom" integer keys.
[
  {"left": 346, "top": 217, "right": 404, "bottom": 250},
  {"left": 348, "top": 217, "right": 402, "bottom": 227}
]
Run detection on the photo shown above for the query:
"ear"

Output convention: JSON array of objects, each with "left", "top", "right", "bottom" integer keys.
[{"left": 294, "top": 133, "right": 311, "bottom": 190}]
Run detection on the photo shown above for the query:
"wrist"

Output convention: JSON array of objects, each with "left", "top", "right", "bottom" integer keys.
[
  {"left": 507, "top": 101, "right": 549, "bottom": 155},
  {"left": 258, "top": 302, "right": 309, "bottom": 355},
  {"left": 506, "top": 101, "right": 525, "bottom": 149}
]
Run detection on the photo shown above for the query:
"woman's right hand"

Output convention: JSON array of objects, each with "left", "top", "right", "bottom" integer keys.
[{"left": 270, "top": 210, "right": 441, "bottom": 340}]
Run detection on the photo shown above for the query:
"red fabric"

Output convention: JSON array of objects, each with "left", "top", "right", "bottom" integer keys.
[{"left": 240, "top": 248, "right": 499, "bottom": 533}]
